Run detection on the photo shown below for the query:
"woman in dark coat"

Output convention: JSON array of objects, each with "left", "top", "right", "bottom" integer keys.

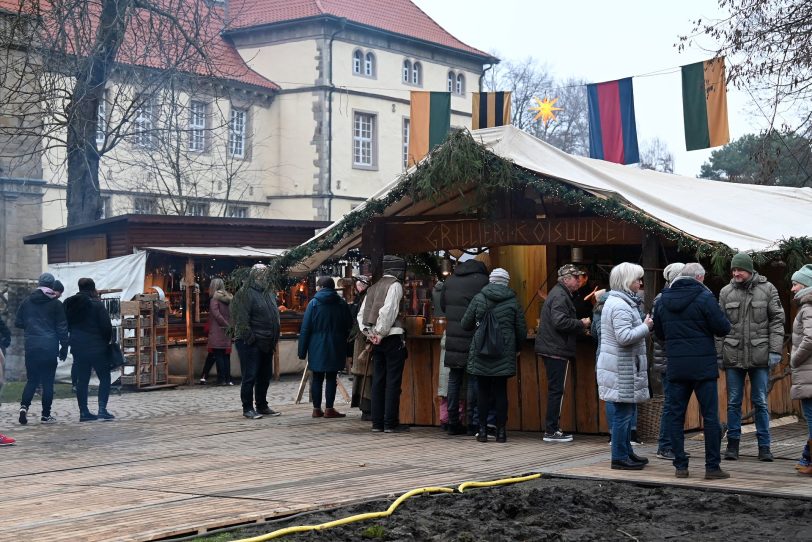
[
  {"left": 298, "top": 276, "right": 352, "bottom": 418},
  {"left": 64, "top": 278, "right": 114, "bottom": 421},
  {"left": 461, "top": 268, "right": 527, "bottom": 443},
  {"left": 204, "top": 278, "right": 233, "bottom": 385}
]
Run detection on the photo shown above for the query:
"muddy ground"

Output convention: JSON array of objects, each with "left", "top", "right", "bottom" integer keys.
[{"left": 201, "top": 476, "right": 812, "bottom": 541}]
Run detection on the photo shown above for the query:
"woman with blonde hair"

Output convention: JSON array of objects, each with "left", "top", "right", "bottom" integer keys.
[
  {"left": 203, "top": 277, "right": 234, "bottom": 386},
  {"left": 597, "top": 262, "right": 653, "bottom": 470}
]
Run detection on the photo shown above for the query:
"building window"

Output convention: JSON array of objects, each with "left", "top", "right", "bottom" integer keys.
[
  {"left": 402, "top": 60, "right": 411, "bottom": 83},
  {"left": 364, "top": 52, "right": 375, "bottom": 76},
  {"left": 353, "top": 111, "right": 376, "bottom": 169},
  {"left": 227, "top": 205, "right": 249, "bottom": 218},
  {"left": 447, "top": 72, "right": 454, "bottom": 93},
  {"left": 353, "top": 49, "right": 362, "bottom": 74},
  {"left": 96, "top": 94, "right": 107, "bottom": 149},
  {"left": 133, "top": 197, "right": 156, "bottom": 215},
  {"left": 186, "top": 202, "right": 209, "bottom": 216},
  {"left": 456, "top": 73, "right": 465, "bottom": 95},
  {"left": 188, "top": 100, "right": 206, "bottom": 152},
  {"left": 229, "top": 107, "right": 246, "bottom": 158},
  {"left": 133, "top": 97, "right": 155, "bottom": 148},
  {"left": 99, "top": 196, "right": 112, "bottom": 219},
  {"left": 402, "top": 118, "right": 410, "bottom": 170},
  {"left": 411, "top": 62, "right": 422, "bottom": 85}
]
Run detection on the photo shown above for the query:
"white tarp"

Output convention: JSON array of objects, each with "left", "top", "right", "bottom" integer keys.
[
  {"left": 142, "top": 246, "right": 286, "bottom": 258},
  {"left": 47, "top": 251, "right": 148, "bottom": 300}
]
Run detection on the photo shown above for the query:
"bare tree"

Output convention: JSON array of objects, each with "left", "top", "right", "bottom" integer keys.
[
  {"left": 0, "top": 0, "right": 263, "bottom": 225},
  {"left": 639, "top": 137, "right": 675, "bottom": 173},
  {"left": 483, "top": 57, "right": 589, "bottom": 156}
]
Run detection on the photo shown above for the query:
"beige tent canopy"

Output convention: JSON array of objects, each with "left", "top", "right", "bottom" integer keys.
[{"left": 291, "top": 125, "right": 812, "bottom": 274}]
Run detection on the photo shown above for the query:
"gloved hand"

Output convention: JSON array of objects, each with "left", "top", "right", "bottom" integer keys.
[
  {"left": 58, "top": 344, "right": 69, "bottom": 361},
  {"left": 768, "top": 352, "right": 782, "bottom": 368}
]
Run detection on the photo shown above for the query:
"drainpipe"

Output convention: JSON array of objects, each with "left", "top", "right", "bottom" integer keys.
[{"left": 327, "top": 18, "right": 347, "bottom": 222}]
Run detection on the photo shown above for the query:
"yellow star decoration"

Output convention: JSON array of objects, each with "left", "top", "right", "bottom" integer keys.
[{"left": 529, "top": 97, "right": 563, "bottom": 125}]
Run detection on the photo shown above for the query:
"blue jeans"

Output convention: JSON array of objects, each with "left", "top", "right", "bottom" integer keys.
[
  {"left": 657, "top": 376, "right": 672, "bottom": 451},
  {"left": 802, "top": 398, "right": 812, "bottom": 441},
  {"left": 725, "top": 367, "right": 770, "bottom": 447},
  {"left": 605, "top": 402, "right": 638, "bottom": 436},
  {"left": 610, "top": 402, "right": 635, "bottom": 461},
  {"left": 668, "top": 378, "right": 722, "bottom": 471}
]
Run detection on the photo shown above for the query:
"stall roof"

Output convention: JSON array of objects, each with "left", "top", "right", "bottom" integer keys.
[
  {"left": 143, "top": 246, "right": 286, "bottom": 258},
  {"left": 291, "top": 125, "right": 812, "bottom": 274}
]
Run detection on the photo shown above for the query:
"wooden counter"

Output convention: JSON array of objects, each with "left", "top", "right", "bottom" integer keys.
[{"left": 399, "top": 335, "right": 794, "bottom": 434}]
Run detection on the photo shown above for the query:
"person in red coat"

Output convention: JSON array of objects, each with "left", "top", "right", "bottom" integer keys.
[{"left": 205, "top": 278, "right": 233, "bottom": 386}]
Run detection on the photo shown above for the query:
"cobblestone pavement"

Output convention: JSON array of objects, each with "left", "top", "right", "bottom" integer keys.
[{"left": 0, "top": 373, "right": 353, "bottom": 428}]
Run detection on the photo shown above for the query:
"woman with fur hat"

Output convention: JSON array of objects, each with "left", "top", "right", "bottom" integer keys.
[{"left": 790, "top": 264, "right": 812, "bottom": 475}]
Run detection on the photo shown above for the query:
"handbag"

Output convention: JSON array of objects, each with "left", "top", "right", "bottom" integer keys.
[{"left": 109, "top": 340, "right": 125, "bottom": 369}]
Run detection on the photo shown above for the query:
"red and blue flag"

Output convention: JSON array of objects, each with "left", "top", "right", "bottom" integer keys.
[{"left": 587, "top": 78, "right": 639, "bottom": 164}]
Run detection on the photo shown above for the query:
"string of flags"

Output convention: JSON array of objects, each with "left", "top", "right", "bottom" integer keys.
[{"left": 407, "top": 57, "right": 730, "bottom": 167}]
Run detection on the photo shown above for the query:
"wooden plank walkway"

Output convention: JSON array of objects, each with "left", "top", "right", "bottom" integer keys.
[{"left": 1, "top": 404, "right": 809, "bottom": 541}]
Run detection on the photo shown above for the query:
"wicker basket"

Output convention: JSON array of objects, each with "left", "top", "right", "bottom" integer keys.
[{"left": 636, "top": 396, "right": 665, "bottom": 439}]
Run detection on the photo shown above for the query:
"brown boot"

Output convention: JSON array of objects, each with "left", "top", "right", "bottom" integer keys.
[
  {"left": 324, "top": 408, "right": 346, "bottom": 418},
  {"left": 312, "top": 408, "right": 324, "bottom": 418},
  {"left": 799, "top": 440, "right": 812, "bottom": 476}
]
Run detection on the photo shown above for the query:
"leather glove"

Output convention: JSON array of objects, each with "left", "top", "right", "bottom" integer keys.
[
  {"left": 58, "top": 344, "right": 69, "bottom": 361},
  {"left": 768, "top": 352, "right": 782, "bottom": 368}
]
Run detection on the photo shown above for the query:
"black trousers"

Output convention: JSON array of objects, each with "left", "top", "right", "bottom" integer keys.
[
  {"left": 542, "top": 357, "right": 569, "bottom": 433},
  {"left": 371, "top": 335, "right": 407, "bottom": 430},
  {"left": 74, "top": 351, "right": 111, "bottom": 413},
  {"left": 21, "top": 354, "right": 57, "bottom": 416},
  {"left": 446, "top": 367, "right": 466, "bottom": 426},
  {"left": 235, "top": 340, "right": 274, "bottom": 412},
  {"left": 202, "top": 349, "right": 231, "bottom": 384},
  {"left": 311, "top": 371, "right": 338, "bottom": 409},
  {"left": 476, "top": 375, "right": 508, "bottom": 427}
]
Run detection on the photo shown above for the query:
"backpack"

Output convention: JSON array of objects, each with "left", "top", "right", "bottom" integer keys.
[{"left": 475, "top": 299, "right": 502, "bottom": 359}]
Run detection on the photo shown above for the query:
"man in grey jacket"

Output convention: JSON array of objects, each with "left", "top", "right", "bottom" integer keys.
[
  {"left": 718, "top": 253, "right": 785, "bottom": 462},
  {"left": 535, "top": 264, "right": 590, "bottom": 442}
]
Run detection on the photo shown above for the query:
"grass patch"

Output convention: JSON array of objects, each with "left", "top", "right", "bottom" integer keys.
[{"left": 1, "top": 382, "right": 79, "bottom": 402}]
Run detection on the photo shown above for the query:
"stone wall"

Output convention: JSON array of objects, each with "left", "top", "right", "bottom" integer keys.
[
  {"left": 0, "top": 279, "right": 36, "bottom": 381},
  {"left": 0, "top": 177, "right": 44, "bottom": 281}
]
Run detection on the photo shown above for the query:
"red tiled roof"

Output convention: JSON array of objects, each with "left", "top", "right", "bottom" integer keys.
[
  {"left": 226, "top": 0, "right": 493, "bottom": 59},
  {"left": 0, "top": 0, "right": 279, "bottom": 92}
]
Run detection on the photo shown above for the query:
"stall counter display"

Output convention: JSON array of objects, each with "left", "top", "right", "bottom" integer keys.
[{"left": 120, "top": 296, "right": 169, "bottom": 388}]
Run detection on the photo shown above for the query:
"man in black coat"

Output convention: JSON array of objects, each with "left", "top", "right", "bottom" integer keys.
[
  {"left": 15, "top": 272, "right": 69, "bottom": 425},
  {"left": 440, "top": 259, "right": 489, "bottom": 435},
  {"left": 535, "top": 264, "right": 590, "bottom": 442},
  {"left": 64, "top": 278, "right": 114, "bottom": 421},
  {"left": 231, "top": 264, "right": 282, "bottom": 420},
  {"left": 654, "top": 263, "right": 731, "bottom": 480}
]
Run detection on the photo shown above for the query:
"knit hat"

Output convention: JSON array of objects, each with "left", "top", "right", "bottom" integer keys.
[
  {"left": 791, "top": 264, "right": 812, "bottom": 288},
  {"left": 489, "top": 268, "right": 510, "bottom": 285},
  {"left": 663, "top": 263, "right": 685, "bottom": 284},
  {"left": 557, "top": 264, "right": 585, "bottom": 278},
  {"left": 78, "top": 277, "right": 96, "bottom": 292},
  {"left": 730, "top": 252, "right": 754, "bottom": 273},
  {"left": 52, "top": 280, "right": 65, "bottom": 293},
  {"left": 37, "top": 272, "right": 55, "bottom": 288}
]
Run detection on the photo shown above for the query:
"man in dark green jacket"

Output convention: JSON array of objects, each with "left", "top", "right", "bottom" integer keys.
[
  {"left": 717, "top": 253, "right": 785, "bottom": 462},
  {"left": 535, "top": 264, "right": 590, "bottom": 442}
]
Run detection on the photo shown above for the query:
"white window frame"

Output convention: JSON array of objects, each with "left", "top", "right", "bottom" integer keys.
[
  {"left": 456, "top": 73, "right": 465, "bottom": 95},
  {"left": 411, "top": 62, "right": 421, "bottom": 85},
  {"left": 364, "top": 52, "right": 375, "bottom": 77},
  {"left": 188, "top": 100, "right": 206, "bottom": 152},
  {"left": 228, "top": 107, "right": 247, "bottom": 159},
  {"left": 447, "top": 72, "right": 454, "bottom": 93},
  {"left": 352, "top": 111, "right": 377, "bottom": 170},
  {"left": 226, "top": 205, "right": 249, "bottom": 218},
  {"left": 99, "top": 196, "right": 112, "bottom": 219},
  {"left": 352, "top": 49, "right": 362, "bottom": 74},
  {"left": 96, "top": 93, "right": 107, "bottom": 148},
  {"left": 133, "top": 197, "right": 156, "bottom": 215},
  {"left": 402, "top": 117, "right": 410, "bottom": 170},
  {"left": 402, "top": 60, "right": 411, "bottom": 83},
  {"left": 134, "top": 97, "right": 155, "bottom": 148},
  {"left": 186, "top": 201, "right": 209, "bottom": 216}
]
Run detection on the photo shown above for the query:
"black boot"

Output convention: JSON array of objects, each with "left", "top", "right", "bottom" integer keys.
[
  {"left": 495, "top": 426, "right": 507, "bottom": 443},
  {"left": 758, "top": 446, "right": 773, "bottom": 462},
  {"left": 724, "top": 439, "right": 740, "bottom": 460},
  {"left": 448, "top": 423, "right": 467, "bottom": 436},
  {"left": 476, "top": 425, "right": 488, "bottom": 443},
  {"left": 79, "top": 409, "right": 98, "bottom": 422}
]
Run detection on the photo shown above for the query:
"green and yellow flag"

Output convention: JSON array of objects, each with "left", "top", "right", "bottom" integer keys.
[
  {"left": 682, "top": 57, "right": 729, "bottom": 151},
  {"left": 472, "top": 91, "right": 511, "bottom": 130},
  {"left": 408, "top": 91, "right": 451, "bottom": 166}
]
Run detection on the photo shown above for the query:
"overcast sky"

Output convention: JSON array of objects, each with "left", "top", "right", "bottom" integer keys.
[{"left": 413, "top": 0, "right": 768, "bottom": 177}]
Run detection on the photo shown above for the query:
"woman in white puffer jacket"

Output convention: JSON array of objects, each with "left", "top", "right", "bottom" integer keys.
[{"left": 597, "top": 262, "right": 653, "bottom": 470}]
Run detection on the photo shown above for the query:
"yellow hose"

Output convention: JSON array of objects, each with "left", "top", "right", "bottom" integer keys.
[{"left": 232, "top": 473, "right": 542, "bottom": 542}]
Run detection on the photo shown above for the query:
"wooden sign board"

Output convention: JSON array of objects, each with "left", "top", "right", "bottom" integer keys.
[{"left": 364, "top": 217, "right": 643, "bottom": 254}]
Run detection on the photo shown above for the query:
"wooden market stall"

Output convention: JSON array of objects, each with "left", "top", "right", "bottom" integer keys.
[
  {"left": 24, "top": 214, "right": 330, "bottom": 385},
  {"left": 287, "top": 125, "right": 812, "bottom": 434}
]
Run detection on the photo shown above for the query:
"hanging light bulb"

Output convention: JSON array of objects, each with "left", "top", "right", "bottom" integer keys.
[{"left": 440, "top": 254, "right": 453, "bottom": 277}]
